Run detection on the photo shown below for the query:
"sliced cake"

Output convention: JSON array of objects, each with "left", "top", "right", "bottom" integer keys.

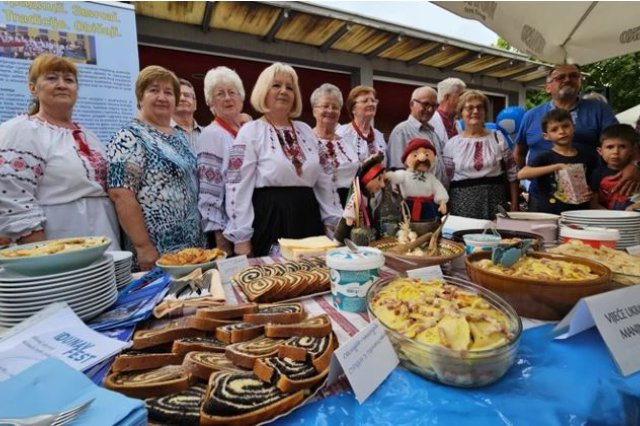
[
  {"left": 265, "top": 314, "right": 332, "bottom": 338},
  {"left": 215, "top": 322, "right": 264, "bottom": 344},
  {"left": 243, "top": 302, "right": 306, "bottom": 325},
  {"left": 183, "top": 351, "right": 246, "bottom": 381},
  {"left": 196, "top": 303, "right": 258, "bottom": 320},
  {"left": 254, "top": 356, "right": 329, "bottom": 393},
  {"left": 132, "top": 323, "right": 206, "bottom": 350},
  {"left": 104, "top": 365, "right": 192, "bottom": 399},
  {"left": 225, "top": 336, "right": 284, "bottom": 369},
  {"left": 172, "top": 336, "right": 227, "bottom": 356},
  {"left": 278, "top": 333, "right": 336, "bottom": 372},
  {"left": 200, "top": 371, "right": 304, "bottom": 426},
  {"left": 112, "top": 351, "right": 184, "bottom": 372},
  {"left": 188, "top": 316, "right": 235, "bottom": 332},
  {"left": 146, "top": 384, "right": 206, "bottom": 426}
]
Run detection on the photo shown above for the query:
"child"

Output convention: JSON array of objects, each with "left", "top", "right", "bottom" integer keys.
[
  {"left": 590, "top": 124, "right": 640, "bottom": 211},
  {"left": 517, "top": 109, "right": 595, "bottom": 214}
]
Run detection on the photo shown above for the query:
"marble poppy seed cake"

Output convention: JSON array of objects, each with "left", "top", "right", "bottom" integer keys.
[
  {"left": 243, "top": 302, "right": 306, "bottom": 325},
  {"left": 146, "top": 383, "right": 206, "bottom": 426},
  {"left": 183, "top": 351, "right": 246, "bottom": 381},
  {"left": 112, "top": 351, "right": 184, "bottom": 372},
  {"left": 104, "top": 365, "right": 192, "bottom": 399},
  {"left": 215, "top": 322, "right": 264, "bottom": 344},
  {"left": 196, "top": 303, "right": 258, "bottom": 321},
  {"left": 254, "top": 356, "right": 329, "bottom": 393},
  {"left": 200, "top": 371, "right": 304, "bottom": 426},
  {"left": 278, "top": 334, "right": 336, "bottom": 373},
  {"left": 172, "top": 336, "right": 227, "bottom": 356},
  {"left": 265, "top": 314, "right": 332, "bottom": 338},
  {"left": 225, "top": 336, "right": 285, "bottom": 369}
]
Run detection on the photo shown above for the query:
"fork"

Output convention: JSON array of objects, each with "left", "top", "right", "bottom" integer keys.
[{"left": 0, "top": 398, "right": 94, "bottom": 426}]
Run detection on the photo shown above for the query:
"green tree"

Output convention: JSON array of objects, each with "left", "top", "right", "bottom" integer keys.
[{"left": 583, "top": 53, "right": 640, "bottom": 113}]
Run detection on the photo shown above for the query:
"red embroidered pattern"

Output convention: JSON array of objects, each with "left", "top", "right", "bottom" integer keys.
[
  {"left": 267, "top": 119, "right": 306, "bottom": 177},
  {"left": 473, "top": 141, "right": 484, "bottom": 171},
  {"left": 352, "top": 121, "right": 377, "bottom": 155},
  {"left": 72, "top": 127, "right": 107, "bottom": 191},
  {"left": 438, "top": 109, "right": 458, "bottom": 139}
]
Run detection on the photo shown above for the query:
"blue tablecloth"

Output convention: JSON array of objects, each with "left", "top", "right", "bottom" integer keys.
[{"left": 280, "top": 325, "right": 640, "bottom": 426}]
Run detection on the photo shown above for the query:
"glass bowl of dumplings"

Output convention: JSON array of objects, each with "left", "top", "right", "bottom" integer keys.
[{"left": 367, "top": 275, "right": 521, "bottom": 388}]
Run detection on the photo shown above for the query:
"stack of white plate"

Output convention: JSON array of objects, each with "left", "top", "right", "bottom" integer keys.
[
  {"left": 0, "top": 255, "right": 117, "bottom": 327},
  {"left": 560, "top": 210, "right": 640, "bottom": 249},
  {"left": 108, "top": 251, "right": 133, "bottom": 290}
]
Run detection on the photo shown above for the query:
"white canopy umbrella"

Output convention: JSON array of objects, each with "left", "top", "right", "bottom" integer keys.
[
  {"left": 434, "top": 1, "right": 640, "bottom": 65},
  {"left": 616, "top": 104, "right": 640, "bottom": 126}
]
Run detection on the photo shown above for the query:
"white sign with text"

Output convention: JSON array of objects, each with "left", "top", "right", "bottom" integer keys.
[
  {"left": 215, "top": 255, "right": 249, "bottom": 284},
  {"left": 553, "top": 285, "right": 640, "bottom": 376},
  {"left": 329, "top": 319, "right": 399, "bottom": 404}
]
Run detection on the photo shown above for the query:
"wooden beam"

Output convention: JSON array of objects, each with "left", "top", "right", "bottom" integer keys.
[
  {"left": 263, "top": 8, "right": 290, "bottom": 43},
  {"left": 527, "top": 77, "right": 548, "bottom": 87},
  {"left": 502, "top": 66, "right": 538, "bottom": 80},
  {"left": 476, "top": 60, "right": 517, "bottom": 76},
  {"left": 201, "top": 1, "right": 215, "bottom": 33},
  {"left": 440, "top": 51, "right": 477, "bottom": 72},
  {"left": 319, "top": 22, "right": 350, "bottom": 53},
  {"left": 406, "top": 43, "right": 444, "bottom": 66},
  {"left": 366, "top": 33, "right": 403, "bottom": 59}
]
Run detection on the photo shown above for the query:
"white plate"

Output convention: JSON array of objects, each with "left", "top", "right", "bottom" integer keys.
[
  {"left": 0, "top": 256, "right": 112, "bottom": 283},
  {"left": 562, "top": 210, "right": 640, "bottom": 219},
  {"left": 0, "top": 281, "right": 116, "bottom": 313},
  {"left": 0, "top": 262, "right": 114, "bottom": 293},
  {"left": 107, "top": 251, "right": 133, "bottom": 263},
  {"left": 0, "top": 275, "right": 111, "bottom": 303}
]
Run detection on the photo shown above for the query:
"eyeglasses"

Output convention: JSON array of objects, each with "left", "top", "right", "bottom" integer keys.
[
  {"left": 463, "top": 104, "right": 485, "bottom": 112},
  {"left": 412, "top": 98, "right": 438, "bottom": 109},
  {"left": 180, "top": 92, "right": 196, "bottom": 99},
  {"left": 356, "top": 97, "right": 379, "bottom": 105},
  {"left": 547, "top": 72, "right": 582, "bottom": 83},
  {"left": 214, "top": 89, "right": 240, "bottom": 100}
]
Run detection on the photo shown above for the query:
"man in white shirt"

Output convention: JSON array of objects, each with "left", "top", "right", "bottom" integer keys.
[
  {"left": 387, "top": 86, "right": 447, "bottom": 185},
  {"left": 429, "top": 77, "right": 466, "bottom": 146},
  {"left": 172, "top": 78, "right": 203, "bottom": 152}
]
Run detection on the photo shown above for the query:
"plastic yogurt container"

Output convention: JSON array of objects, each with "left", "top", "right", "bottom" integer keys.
[
  {"left": 463, "top": 234, "right": 501, "bottom": 254},
  {"left": 326, "top": 247, "right": 385, "bottom": 313},
  {"left": 560, "top": 226, "right": 620, "bottom": 249}
]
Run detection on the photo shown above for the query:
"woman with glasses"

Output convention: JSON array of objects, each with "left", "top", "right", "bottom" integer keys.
[
  {"left": 196, "top": 66, "right": 247, "bottom": 254},
  {"left": 442, "top": 90, "right": 519, "bottom": 220},
  {"left": 224, "top": 63, "right": 342, "bottom": 257},
  {"left": 336, "top": 85, "right": 387, "bottom": 164},
  {"left": 311, "top": 83, "right": 358, "bottom": 207}
]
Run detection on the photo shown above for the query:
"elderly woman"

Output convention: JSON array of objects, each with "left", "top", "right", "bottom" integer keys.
[
  {"left": 311, "top": 83, "right": 358, "bottom": 207},
  {"left": 442, "top": 90, "right": 519, "bottom": 220},
  {"left": 224, "top": 63, "right": 342, "bottom": 257},
  {"left": 336, "top": 85, "right": 387, "bottom": 164},
  {"left": 107, "top": 65, "right": 201, "bottom": 270},
  {"left": 0, "top": 54, "right": 119, "bottom": 248},
  {"left": 196, "top": 66, "right": 247, "bottom": 253}
]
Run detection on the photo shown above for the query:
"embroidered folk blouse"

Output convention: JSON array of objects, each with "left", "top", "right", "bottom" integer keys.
[
  {"left": 317, "top": 134, "right": 359, "bottom": 190},
  {"left": 336, "top": 123, "right": 387, "bottom": 165}
]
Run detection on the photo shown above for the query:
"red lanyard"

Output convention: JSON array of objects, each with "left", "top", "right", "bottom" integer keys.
[{"left": 214, "top": 117, "right": 238, "bottom": 138}]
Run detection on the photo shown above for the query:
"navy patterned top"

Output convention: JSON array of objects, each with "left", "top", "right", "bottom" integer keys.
[{"left": 107, "top": 118, "right": 202, "bottom": 265}]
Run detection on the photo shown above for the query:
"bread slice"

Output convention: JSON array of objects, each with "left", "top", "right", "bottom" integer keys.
[
  {"left": 254, "top": 356, "right": 329, "bottom": 393},
  {"left": 188, "top": 316, "right": 235, "bottom": 332},
  {"left": 265, "top": 314, "right": 332, "bottom": 338},
  {"left": 172, "top": 336, "right": 227, "bottom": 356},
  {"left": 146, "top": 384, "right": 206, "bottom": 426},
  {"left": 225, "top": 336, "right": 284, "bottom": 369},
  {"left": 196, "top": 303, "right": 258, "bottom": 320},
  {"left": 112, "top": 351, "right": 184, "bottom": 372},
  {"left": 200, "top": 371, "right": 304, "bottom": 426},
  {"left": 104, "top": 365, "right": 192, "bottom": 399},
  {"left": 243, "top": 302, "right": 306, "bottom": 325},
  {"left": 277, "top": 333, "right": 337, "bottom": 373},
  {"left": 132, "top": 324, "right": 206, "bottom": 350},
  {"left": 215, "top": 322, "right": 264, "bottom": 344},
  {"left": 183, "top": 351, "right": 246, "bottom": 381},
  {"left": 237, "top": 276, "right": 277, "bottom": 302}
]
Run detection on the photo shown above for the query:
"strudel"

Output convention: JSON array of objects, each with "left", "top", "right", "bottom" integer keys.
[{"left": 146, "top": 384, "right": 206, "bottom": 426}]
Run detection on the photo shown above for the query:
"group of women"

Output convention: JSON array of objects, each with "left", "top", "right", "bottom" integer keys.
[{"left": 0, "top": 53, "right": 519, "bottom": 270}]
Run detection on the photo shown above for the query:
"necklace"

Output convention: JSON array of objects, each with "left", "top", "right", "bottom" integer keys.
[
  {"left": 265, "top": 117, "right": 305, "bottom": 176},
  {"left": 215, "top": 117, "right": 239, "bottom": 138},
  {"left": 352, "top": 121, "right": 374, "bottom": 144}
]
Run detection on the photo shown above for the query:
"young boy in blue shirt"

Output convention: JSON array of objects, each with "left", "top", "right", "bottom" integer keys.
[{"left": 517, "top": 109, "right": 595, "bottom": 214}]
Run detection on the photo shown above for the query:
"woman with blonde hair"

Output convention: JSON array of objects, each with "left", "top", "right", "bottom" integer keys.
[
  {"left": 196, "top": 66, "right": 247, "bottom": 253},
  {"left": 108, "top": 65, "right": 201, "bottom": 270},
  {"left": 442, "top": 90, "right": 519, "bottom": 220},
  {"left": 0, "top": 53, "right": 119, "bottom": 247},
  {"left": 224, "top": 63, "right": 341, "bottom": 257}
]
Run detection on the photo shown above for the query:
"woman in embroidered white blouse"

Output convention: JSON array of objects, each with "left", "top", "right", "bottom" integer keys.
[
  {"left": 0, "top": 54, "right": 120, "bottom": 248},
  {"left": 336, "top": 85, "right": 387, "bottom": 165},
  {"left": 224, "top": 63, "right": 342, "bottom": 257}
]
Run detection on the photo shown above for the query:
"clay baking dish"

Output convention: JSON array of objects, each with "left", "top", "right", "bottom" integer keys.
[{"left": 465, "top": 251, "right": 612, "bottom": 320}]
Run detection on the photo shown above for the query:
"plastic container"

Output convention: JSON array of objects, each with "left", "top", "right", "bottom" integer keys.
[
  {"left": 560, "top": 226, "right": 620, "bottom": 249},
  {"left": 367, "top": 276, "right": 522, "bottom": 387},
  {"left": 462, "top": 233, "right": 501, "bottom": 254},
  {"left": 326, "top": 247, "right": 384, "bottom": 313}
]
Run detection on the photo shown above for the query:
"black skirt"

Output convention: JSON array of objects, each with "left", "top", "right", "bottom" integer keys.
[
  {"left": 338, "top": 187, "right": 350, "bottom": 208},
  {"left": 251, "top": 187, "right": 324, "bottom": 256}
]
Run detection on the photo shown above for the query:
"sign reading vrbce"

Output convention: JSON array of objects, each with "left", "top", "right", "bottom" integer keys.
[
  {"left": 554, "top": 285, "right": 640, "bottom": 376},
  {"left": 0, "top": 1, "right": 138, "bottom": 143}
]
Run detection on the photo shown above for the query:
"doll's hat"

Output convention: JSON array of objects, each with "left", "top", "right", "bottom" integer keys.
[
  {"left": 358, "top": 152, "right": 385, "bottom": 186},
  {"left": 401, "top": 138, "right": 436, "bottom": 163}
]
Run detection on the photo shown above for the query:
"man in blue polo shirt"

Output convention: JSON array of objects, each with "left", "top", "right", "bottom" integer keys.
[{"left": 515, "top": 63, "right": 640, "bottom": 208}]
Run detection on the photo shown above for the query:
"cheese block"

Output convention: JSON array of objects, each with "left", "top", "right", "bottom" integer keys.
[
  {"left": 254, "top": 356, "right": 329, "bottom": 393},
  {"left": 200, "top": 371, "right": 304, "bottom": 426},
  {"left": 104, "top": 365, "right": 192, "bottom": 399},
  {"left": 146, "top": 384, "right": 206, "bottom": 426},
  {"left": 279, "top": 236, "right": 339, "bottom": 261},
  {"left": 183, "top": 351, "right": 246, "bottom": 381}
]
